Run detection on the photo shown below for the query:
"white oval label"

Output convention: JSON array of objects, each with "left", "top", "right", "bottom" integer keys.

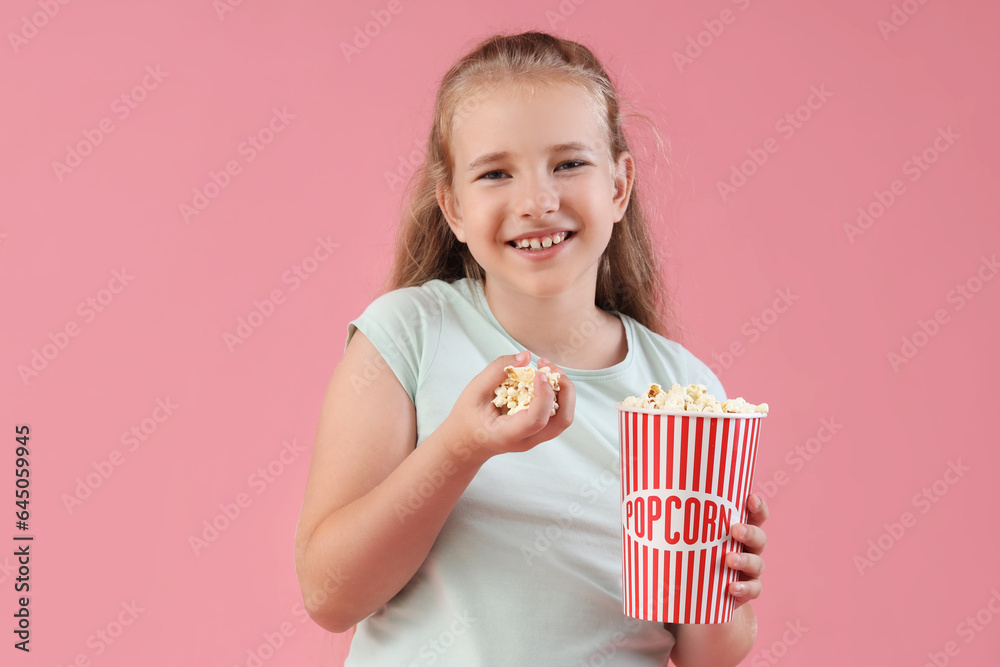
[{"left": 621, "top": 489, "right": 738, "bottom": 551}]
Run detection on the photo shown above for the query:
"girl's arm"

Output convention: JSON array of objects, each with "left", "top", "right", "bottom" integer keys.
[
  {"left": 293, "top": 330, "right": 482, "bottom": 633},
  {"left": 294, "top": 333, "right": 574, "bottom": 633},
  {"left": 665, "top": 604, "right": 757, "bottom": 667}
]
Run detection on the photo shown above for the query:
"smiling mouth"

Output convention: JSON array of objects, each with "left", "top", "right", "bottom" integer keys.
[{"left": 507, "top": 231, "right": 572, "bottom": 251}]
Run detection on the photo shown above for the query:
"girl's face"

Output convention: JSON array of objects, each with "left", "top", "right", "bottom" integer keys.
[{"left": 438, "top": 81, "right": 633, "bottom": 301}]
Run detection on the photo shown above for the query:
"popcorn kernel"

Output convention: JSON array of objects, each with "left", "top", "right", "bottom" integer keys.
[
  {"left": 492, "top": 364, "right": 561, "bottom": 416},
  {"left": 622, "top": 383, "right": 768, "bottom": 414}
]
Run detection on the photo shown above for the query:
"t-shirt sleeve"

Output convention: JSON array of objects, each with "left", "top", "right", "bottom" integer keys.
[{"left": 345, "top": 286, "right": 442, "bottom": 402}]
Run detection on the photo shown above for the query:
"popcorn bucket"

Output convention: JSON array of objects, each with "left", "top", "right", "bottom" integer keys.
[{"left": 615, "top": 405, "right": 765, "bottom": 624}]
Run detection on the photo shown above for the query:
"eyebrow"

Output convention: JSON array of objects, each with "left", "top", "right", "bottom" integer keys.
[{"left": 465, "top": 142, "right": 596, "bottom": 173}]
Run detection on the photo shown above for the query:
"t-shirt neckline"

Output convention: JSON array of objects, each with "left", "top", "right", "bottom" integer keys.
[{"left": 456, "top": 278, "right": 635, "bottom": 381}]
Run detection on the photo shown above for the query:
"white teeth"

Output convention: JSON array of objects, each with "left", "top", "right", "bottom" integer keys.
[{"left": 512, "top": 232, "right": 569, "bottom": 250}]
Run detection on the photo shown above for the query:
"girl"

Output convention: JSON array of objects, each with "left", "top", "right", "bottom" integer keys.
[{"left": 295, "top": 31, "right": 769, "bottom": 666}]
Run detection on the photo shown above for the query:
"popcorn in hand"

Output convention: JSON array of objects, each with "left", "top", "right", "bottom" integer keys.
[
  {"left": 493, "top": 365, "right": 561, "bottom": 416},
  {"left": 622, "top": 383, "right": 768, "bottom": 414}
]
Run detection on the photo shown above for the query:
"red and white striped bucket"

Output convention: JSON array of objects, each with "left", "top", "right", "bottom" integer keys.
[{"left": 616, "top": 404, "right": 765, "bottom": 624}]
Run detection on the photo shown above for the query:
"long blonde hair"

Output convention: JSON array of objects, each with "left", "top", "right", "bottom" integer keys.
[{"left": 384, "top": 30, "right": 677, "bottom": 339}]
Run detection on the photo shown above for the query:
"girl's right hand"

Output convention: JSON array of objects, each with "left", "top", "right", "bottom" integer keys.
[{"left": 443, "top": 350, "right": 576, "bottom": 462}]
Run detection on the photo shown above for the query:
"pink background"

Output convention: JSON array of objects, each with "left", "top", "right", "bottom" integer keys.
[{"left": 3, "top": 0, "right": 998, "bottom": 665}]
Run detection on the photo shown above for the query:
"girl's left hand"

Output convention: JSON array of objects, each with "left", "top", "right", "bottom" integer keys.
[{"left": 727, "top": 492, "right": 768, "bottom": 610}]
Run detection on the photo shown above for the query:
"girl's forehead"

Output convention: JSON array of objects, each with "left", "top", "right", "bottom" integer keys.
[
  {"left": 463, "top": 79, "right": 598, "bottom": 119},
  {"left": 451, "top": 82, "right": 608, "bottom": 153}
]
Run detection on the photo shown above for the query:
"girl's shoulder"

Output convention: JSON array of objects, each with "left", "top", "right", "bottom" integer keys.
[
  {"left": 359, "top": 278, "right": 458, "bottom": 318},
  {"left": 623, "top": 314, "right": 726, "bottom": 400},
  {"left": 350, "top": 279, "right": 480, "bottom": 346},
  {"left": 346, "top": 280, "right": 460, "bottom": 397}
]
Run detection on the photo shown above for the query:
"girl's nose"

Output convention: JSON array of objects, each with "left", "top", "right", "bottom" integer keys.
[{"left": 517, "top": 181, "right": 559, "bottom": 218}]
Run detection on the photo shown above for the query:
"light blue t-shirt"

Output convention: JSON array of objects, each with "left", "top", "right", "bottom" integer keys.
[{"left": 343, "top": 278, "right": 726, "bottom": 667}]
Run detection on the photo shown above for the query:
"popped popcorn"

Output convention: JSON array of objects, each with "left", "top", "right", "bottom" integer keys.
[
  {"left": 493, "top": 365, "right": 561, "bottom": 416},
  {"left": 622, "top": 383, "right": 768, "bottom": 414}
]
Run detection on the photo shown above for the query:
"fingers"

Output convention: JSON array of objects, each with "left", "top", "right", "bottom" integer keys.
[
  {"left": 728, "top": 496, "right": 768, "bottom": 607},
  {"left": 539, "top": 357, "right": 575, "bottom": 429},
  {"left": 474, "top": 350, "right": 531, "bottom": 402},
  {"left": 728, "top": 578, "right": 762, "bottom": 604},
  {"left": 727, "top": 545, "right": 764, "bottom": 606},
  {"left": 511, "top": 349, "right": 530, "bottom": 366},
  {"left": 500, "top": 356, "right": 574, "bottom": 439},
  {"left": 486, "top": 352, "right": 577, "bottom": 444},
  {"left": 520, "top": 372, "right": 558, "bottom": 431},
  {"left": 731, "top": 495, "right": 768, "bottom": 560},
  {"left": 726, "top": 550, "right": 765, "bottom": 579},
  {"left": 490, "top": 349, "right": 529, "bottom": 378},
  {"left": 490, "top": 349, "right": 531, "bottom": 375},
  {"left": 489, "top": 352, "right": 553, "bottom": 438},
  {"left": 746, "top": 493, "right": 769, "bottom": 526},
  {"left": 731, "top": 522, "right": 767, "bottom": 555}
]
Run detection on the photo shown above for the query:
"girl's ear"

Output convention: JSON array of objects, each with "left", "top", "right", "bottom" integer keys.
[
  {"left": 611, "top": 152, "right": 636, "bottom": 223},
  {"left": 436, "top": 182, "right": 467, "bottom": 243}
]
